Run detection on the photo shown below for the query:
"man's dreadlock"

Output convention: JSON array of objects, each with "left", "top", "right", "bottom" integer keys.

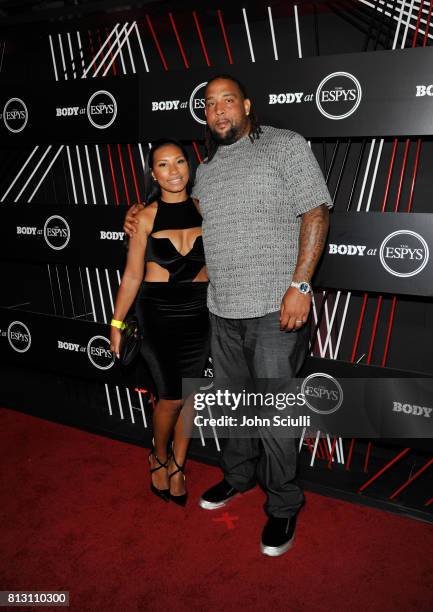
[{"left": 203, "top": 74, "right": 262, "bottom": 162}]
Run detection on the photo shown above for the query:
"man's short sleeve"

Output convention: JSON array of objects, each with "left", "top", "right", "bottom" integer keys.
[{"left": 284, "top": 132, "right": 333, "bottom": 216}]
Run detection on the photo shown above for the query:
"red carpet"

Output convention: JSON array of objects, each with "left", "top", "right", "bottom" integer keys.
[{"left": 1, "top": 407, "right": 433, "bottom": 612}]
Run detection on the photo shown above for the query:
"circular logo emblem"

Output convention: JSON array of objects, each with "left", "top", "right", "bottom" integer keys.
[
  {"left": 43, "top": 215, "right": 70, "bottom": 251},
  {"left": 86, "top": 90, "right": 117, "bottom": 129},
  {"left": 315, "top": 72, "right": 362, "bottom": 120},
  {"left": 189, "top": 82, "right": 207, "bottom": 125},
  {"left": 2, "top": 98, "right": 28, "bottom": 133},
  {"left": 87, "top": 335, "right": 115, "bottom": 370},
  {"left": 7, "top": 320, "right": 31, "bottom": 353},
  {"left": 379, "top": 230, "right": 429, "bottom": 278},
  {"left": 301, "top": 373, "right": 343, "bottom": 415}
]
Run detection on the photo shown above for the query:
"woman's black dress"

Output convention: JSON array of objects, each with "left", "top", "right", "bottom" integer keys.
[{"left": 135, "top": 197, "right": 209, "bottom": 400}]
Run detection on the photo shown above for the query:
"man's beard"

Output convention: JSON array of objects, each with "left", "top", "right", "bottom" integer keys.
[{"left": 210, "top": 123, "right": 243, "bottom": 145}]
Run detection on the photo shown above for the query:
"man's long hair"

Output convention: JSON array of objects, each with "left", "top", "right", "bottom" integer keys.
[{"left": 204, "top": 74, "right": 262, "bottom": 162}]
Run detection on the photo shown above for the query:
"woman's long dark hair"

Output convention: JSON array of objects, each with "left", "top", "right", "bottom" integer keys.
[
  {"left": 204, "top": 74, "right": 262, "bottom": 162},
  {"left": 143, "top": 138, "right": 193, "bottom": 205}
]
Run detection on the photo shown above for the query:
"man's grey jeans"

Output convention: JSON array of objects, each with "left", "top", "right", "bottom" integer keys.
[{"left": 210, "top": 310, "right": 309, "bottom": 518}]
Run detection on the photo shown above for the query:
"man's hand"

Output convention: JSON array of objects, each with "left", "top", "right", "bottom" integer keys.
[
  {"left": 124, "top": 203, "right": 145, "bottom": 237},
  {"left": 279, "top": 287, "right": 312, "bottom": 332}
]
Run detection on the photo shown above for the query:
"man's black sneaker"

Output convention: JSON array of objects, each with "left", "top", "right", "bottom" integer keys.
[
  {"left": 199, "top": 479, "right": 240, "bottom": 510},
  {"left": 260, "top": 514, "right": 297, "bottom": 556}
]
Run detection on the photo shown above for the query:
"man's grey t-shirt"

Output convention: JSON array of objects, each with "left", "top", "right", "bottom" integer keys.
[{"left": 192, "top": 125, "right": 332, "bottom": 319}]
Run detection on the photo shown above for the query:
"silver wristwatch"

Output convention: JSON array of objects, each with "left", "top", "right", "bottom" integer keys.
[{"left": 290, "top": 281, "right": 312, "bottom": 295}]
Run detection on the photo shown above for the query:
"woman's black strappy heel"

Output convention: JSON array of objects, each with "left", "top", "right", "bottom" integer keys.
[
  {"left": 148, "top": 450, "right": 170, "bottom": 502},
  {"left": 168, "top": 453, "right": 187, "bottom": 507}
]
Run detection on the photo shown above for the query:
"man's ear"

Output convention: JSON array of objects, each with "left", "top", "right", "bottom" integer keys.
[{"left": 244, "top": 98, "right": 251, "bottom": 117}]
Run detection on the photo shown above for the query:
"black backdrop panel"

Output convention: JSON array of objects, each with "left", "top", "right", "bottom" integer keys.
[
  {"left": 0, "top": 307, "right": 137, "bottom": 385},
  {"left": 314, "top": 212, "right": 433, "bottom": 296},
  {"left": 142, "top": 47, "right": 433, "bottom": 139},
  {"left": 0, "top": 76, "right": 140, "bottom": 145},
  {"left": 2, "top": 47, "right": 433, "bottom": 142},
  {"left": 0, "top": 203, "right": 128, "bottom": 267}
]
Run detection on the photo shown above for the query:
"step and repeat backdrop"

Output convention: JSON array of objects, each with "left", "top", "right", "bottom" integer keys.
[
  {"left": 1, "top": 201, "right": 433, "bottom": 444},
  {"left": 1, "top": 2, "right": 433, "bottom": 516},
  {"left": 1, "top": 47, "right": 433, "bottom": 144}
]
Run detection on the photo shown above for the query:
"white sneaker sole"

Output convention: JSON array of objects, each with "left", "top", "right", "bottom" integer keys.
[
  {"left": 260, "top": 534, "right": 295, "bottom": 557},
  {"left": 198, "top": 493, "right": 239, "bottom": 510}
]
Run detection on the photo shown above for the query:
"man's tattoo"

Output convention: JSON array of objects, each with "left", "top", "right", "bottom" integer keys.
[{"left": 293, "top": 204, "right": 329, "bottom": 282}]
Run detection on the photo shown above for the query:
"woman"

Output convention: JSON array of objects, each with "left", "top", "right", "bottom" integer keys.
[{"left": 110, "top": 139, "right": 209, "bottom": 506}]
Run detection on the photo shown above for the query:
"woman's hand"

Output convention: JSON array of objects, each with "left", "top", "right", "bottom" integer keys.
[
  {"left": 124, "top": 203, "right": 145, "bottom": 237},
  {"left": 110, "top": 327, "right": 122, "bottom": 359}
]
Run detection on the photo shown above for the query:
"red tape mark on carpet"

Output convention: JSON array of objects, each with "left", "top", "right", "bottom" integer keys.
[{"left": 212, "top": 512, "right": 239, "bottom": 530}]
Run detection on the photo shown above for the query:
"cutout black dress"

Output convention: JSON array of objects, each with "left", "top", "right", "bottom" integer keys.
[{"left": 135, "top": 197, "right": 210, "bottom": 400}]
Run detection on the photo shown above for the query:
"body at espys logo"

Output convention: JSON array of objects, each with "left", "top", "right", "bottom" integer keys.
[
  {"left": 87, "top": 90, "right": 117, "bottom": 129},
  {"left": 43, "top": 215, "right": 70, "bottom": 251},
  {"left": 7, "top": 321, "right": 31, "bottom": 353},
  {"left": 379, "top": 230, "right": 429, "bottom": 278},
  {"left": 2, "top": 98, "right": 28, "bottom": 133},
  {"left": 301, "top": 373, "right": 343, "bottom": 415},
  {"left": 315, "top": 72, "right": 362, "bottom": 120},
  {"left": 87, "top": 335, "right": 115, "bottom": 370},
  {"left": 189, "top": 82, "right": 207, "bottom": 125}
]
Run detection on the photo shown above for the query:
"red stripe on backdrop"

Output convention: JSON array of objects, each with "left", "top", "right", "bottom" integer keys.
[
  {"left": 411, "top": 1, "right": 424, "bottom": 47},
  {"left": 193, "top": 11, "right": 211, "bottom": 66},
  {"left": 327, "top": 437, "right": 338, "bottom": 469},
  {"left": 192, "top": 141, "right": 203, "bottom": 163},
  {"left": 366, "top": 295, "right": 382, "bottom": 364},
  {"left": 423, "top": 0, "right": 433, "bottom": 46},
  {"left": 345, "top": 438, "right": 356, "bottom": 471},
  {"left": 381, "top": 296, "right": 397, "bottom": 366},
  {"left": 117, "top": 144, "right": 131, "bottom": 205},
  {"left": 389, "top": 457, "right": 433, "bottom": 500},
  {"left": 127, "top": 144, "right": 142, "bottom": 203},
  {"left": 393, "top": 139, "right": 410, "bottom": 212},
  {"left": 217, "top": 9, "right": 234, "bottom": 64},
  {"left": 407, "top": 139, "right": 422, "bottom": 213},
  {"left": 358, "top": 447, "right": 410, "bottom": 493},
  {"left": 363, "top": 441, "right": 372, "bottom": 473},
  {"left": 145, "top": 14, "right": 169, "bottom": 70},
  {"left": 350, "top": 293, "right": 367, "bottom": 363},
  {"left": 169, "top": 13, "right": 189, "bottom": 68},
  {"left": 320, "top": 438, "right": 330, "bottom": 459},
  {"left": 87, "top": 30, "right": 97, "bottom": 75},
  {"left": 380, "top": 139, "right": 398, "bottom": 212},
  {"left": 106, "top": 146, "right": 120, "bottom": 205}
]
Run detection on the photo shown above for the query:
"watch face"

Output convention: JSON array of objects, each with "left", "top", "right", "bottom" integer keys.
[{"left": 299, "top": 282, "right": 310, "bottom": 293}]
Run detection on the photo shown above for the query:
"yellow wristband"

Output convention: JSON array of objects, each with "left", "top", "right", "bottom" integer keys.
[{"left": 111, "top": 319, "right": 126, "bottom": 330}]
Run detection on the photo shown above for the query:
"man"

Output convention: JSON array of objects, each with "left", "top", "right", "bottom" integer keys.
[{"left": 125, "top": 74, "right": 332, "bottom": 556}]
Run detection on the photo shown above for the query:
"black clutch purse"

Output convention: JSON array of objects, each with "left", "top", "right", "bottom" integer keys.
[{"left": 118, "top": 315, "right": 142, "bottom": 366}]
